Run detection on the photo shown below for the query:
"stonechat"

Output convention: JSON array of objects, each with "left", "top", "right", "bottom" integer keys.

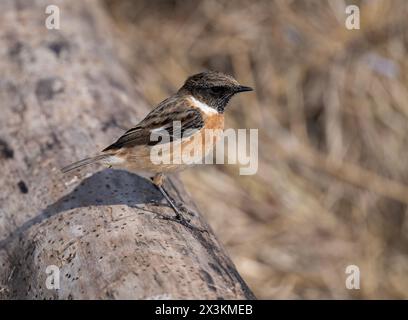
[{"left": 62, "top": 71, "right": 253, "bottom": 222}]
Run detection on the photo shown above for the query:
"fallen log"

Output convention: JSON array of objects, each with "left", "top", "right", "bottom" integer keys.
[{"left": 0, "top": 0, "right": 255, "bottom": 300}]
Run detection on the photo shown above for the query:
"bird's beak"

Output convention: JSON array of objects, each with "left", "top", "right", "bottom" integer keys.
[{"left": 236, "top": 85, "right": 253, "bottom": 93}]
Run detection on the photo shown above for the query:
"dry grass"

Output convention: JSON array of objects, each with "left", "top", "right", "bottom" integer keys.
[{"left": 104, "top": 0, "right": 408, "bottom": 299}]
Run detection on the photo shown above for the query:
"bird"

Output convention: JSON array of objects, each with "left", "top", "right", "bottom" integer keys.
[{"left": 61, "top": 71, "right": 253, "bottom": 223}]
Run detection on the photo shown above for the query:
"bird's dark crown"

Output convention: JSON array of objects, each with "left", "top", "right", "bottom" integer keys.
[{"left": 178, "top": 71, "right": 253, "bottom": 113}]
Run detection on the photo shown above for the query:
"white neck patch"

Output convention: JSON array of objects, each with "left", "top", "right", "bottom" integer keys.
[{"left": 190, "top": 96, "right": 218, "bottom": 115}]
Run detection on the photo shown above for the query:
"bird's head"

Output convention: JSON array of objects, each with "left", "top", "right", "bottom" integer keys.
[{"left": 179, "top": 71, "right": 253, "bottom": 113}]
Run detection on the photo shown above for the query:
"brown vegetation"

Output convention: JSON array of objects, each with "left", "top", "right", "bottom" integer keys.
[{"left": 105, "top": 0, "right": 408, "bottom": 298}]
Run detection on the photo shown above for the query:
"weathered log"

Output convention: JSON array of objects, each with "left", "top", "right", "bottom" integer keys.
[{"left": 0, "top": 0, "right": 255, "bottom": 299}]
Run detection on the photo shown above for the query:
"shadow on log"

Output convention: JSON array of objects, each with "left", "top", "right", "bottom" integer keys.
[{"left": 0, "top": 0, "right": 255, "bottom": 299}]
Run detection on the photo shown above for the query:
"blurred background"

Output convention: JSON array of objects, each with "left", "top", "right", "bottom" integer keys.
[{"left": 103, "top": 0, "right": 408, "bottom": 298}]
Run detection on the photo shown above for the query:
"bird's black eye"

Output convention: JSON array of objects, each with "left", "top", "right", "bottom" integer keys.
[{"left": 208, "top": 86, "right": 225, "bottom": 95}]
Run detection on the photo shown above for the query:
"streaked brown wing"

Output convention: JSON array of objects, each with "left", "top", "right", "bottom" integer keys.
[{"left": 102, "top": 95, "right": 204, "bottom": 151}]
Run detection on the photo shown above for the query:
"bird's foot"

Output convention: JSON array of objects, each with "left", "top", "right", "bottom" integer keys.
[
  {"left": 171, "top": 203, "right": 191, "bottom": 223},
  {"left": 159, "top": 213, "right": 208, "bottom": 233},
  {"left": 175, "top": 202, "right": 196, "bottom": 218}
]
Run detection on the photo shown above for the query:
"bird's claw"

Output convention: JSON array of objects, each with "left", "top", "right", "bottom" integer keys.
[{"left": 175, "top": 202, "right": 196, "bottom": 217}]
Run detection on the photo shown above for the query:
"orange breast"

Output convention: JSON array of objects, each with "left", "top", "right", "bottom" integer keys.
[
  {"left": 178, "top": 113, "right": 224, "bottom": 164},
  {"left": 203, "top": 113, "right": 225, "bottom": 130}
]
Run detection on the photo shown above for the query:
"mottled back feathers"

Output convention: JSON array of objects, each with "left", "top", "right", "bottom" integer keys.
[{"left": 103, "top": 95, "right": 204, "bottom": 151}]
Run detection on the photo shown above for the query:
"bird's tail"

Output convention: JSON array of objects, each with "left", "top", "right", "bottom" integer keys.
[{"left": 61, "top": 154, "right": 111, "bottom": 173}]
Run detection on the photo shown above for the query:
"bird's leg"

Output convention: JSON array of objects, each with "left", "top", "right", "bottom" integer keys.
[
  {"left": 151, "top": 173, "right": 189, "bottom": 222},
  {"left": 151, "top": 174, "right": 208, "bottom": 233}
]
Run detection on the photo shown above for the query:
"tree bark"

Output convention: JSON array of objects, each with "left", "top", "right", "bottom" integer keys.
[{"left": 0, "top": 0, "right": 255, "bottom": 300}]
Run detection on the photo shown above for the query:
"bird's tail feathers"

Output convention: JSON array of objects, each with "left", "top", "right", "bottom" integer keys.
[{"left": 61, "top": 154, "right": 112, "bottom": 173}]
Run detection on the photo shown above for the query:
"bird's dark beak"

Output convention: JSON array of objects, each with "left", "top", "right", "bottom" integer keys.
[{"left": 236, "top": 85, "right": 253, "bottom": 93}]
